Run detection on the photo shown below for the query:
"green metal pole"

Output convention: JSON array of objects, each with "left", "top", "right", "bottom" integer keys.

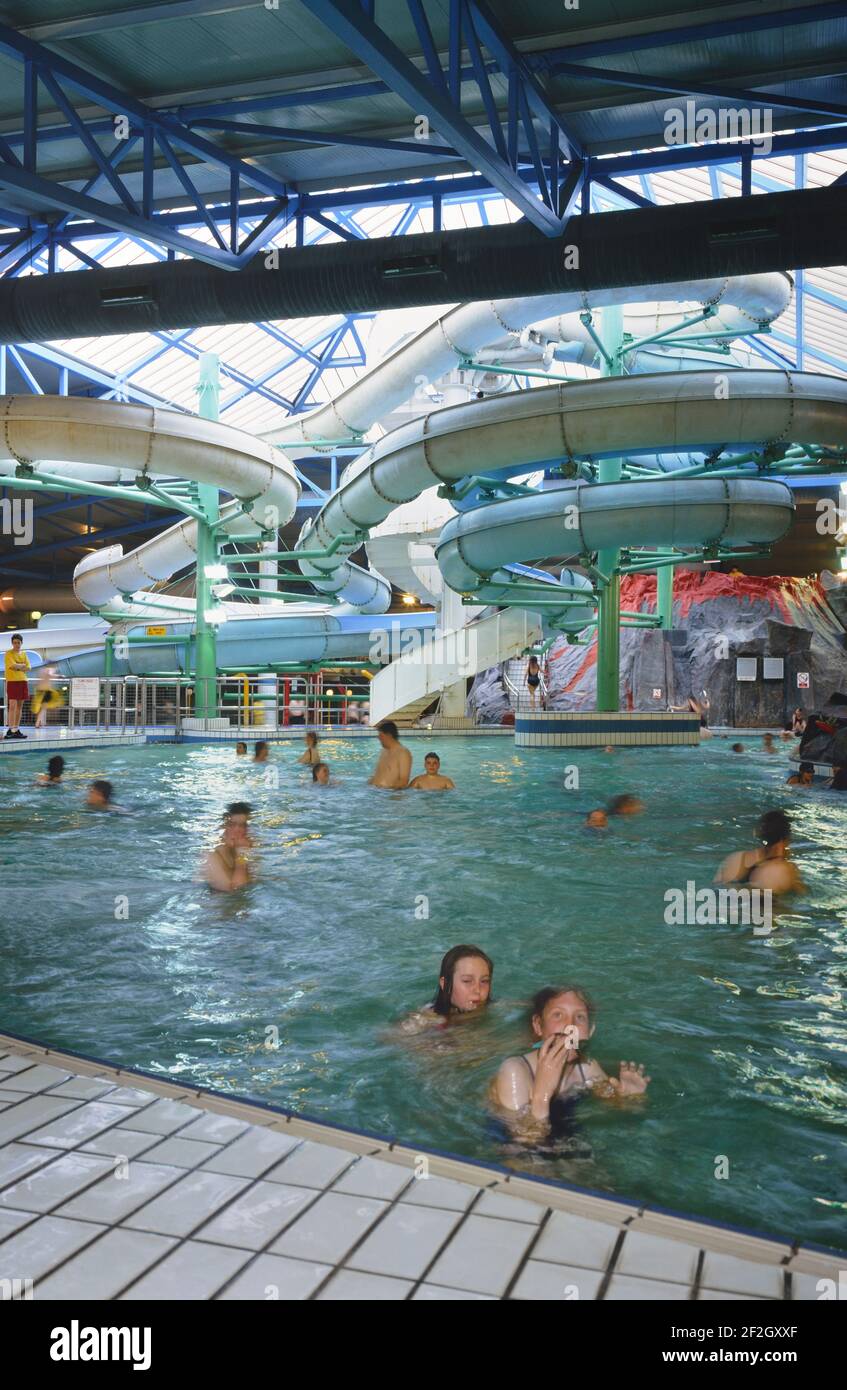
[
  {"left": 104, "top": 634, "right": 114, "bottom": 677},
  {"left": 657, "top": 558, "right": 674, "bottom": 629},
  {"left": 194, "top": 353, "right": 221, "bottom": 719},
  {"left": 595, "top": 305, "right": 624, "bottom": 712}
]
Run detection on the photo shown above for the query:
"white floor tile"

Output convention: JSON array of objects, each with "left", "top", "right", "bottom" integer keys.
[
  {"left": 316, "top": 1269, "right": 412, "bottom": 1300},
  {"left": 0, "top": 1208, "right": 36, "bottom": 1240},
  {"left": 265, "top": 1140, "right": 355, "bottom": 1189},
  {"left": 0, "top": 1065, "right": 73, "bottom": 1093},
  {"left": 120, "top": 1241, "right": 252, "bottom": 1301},
  {"left": 195, "top": 1180, "right": 315, "bottom": 1250},
  {"left": 426, "top": 1215, "right": 536, "bottom": 1296},
  {"left": 23, "top": 1101, "right": 135, "bottom": 1150},
  {"left": 616, "top": 1230, "right": 700, "bottom": 1285},
  {"left": 202, "top": 1127, "right": 299, "bottom": 1179},
  {"left": 271, "top": 1191, "right": 388, "bottom": 1265},
  {"left": 333, "top": 1156, "right": 413, "bottom": 1202},
  {"left": 56, "top": 1162, "right": 184, "bottom": 1223},
  {"left": 0, "top": 1096, "right": 81, "bottom": 1145},
  {"left": 413, "top": 1284, "right": 495, "bottom": 1300},
  {"left": 700, "top": 1252, "right": 783, "bottom": 1299},
  {"left": 118, "top": 1098, "right": 200, "bottom": 1134},
  {"left": 0, "top": 1214, "right": 106, "bottom": 1283},
  {"left": 531, "top": 1210, "right": 620, "bottom": 1270},
  {"left": 216, "top": 1253, "right": 330, "bottom": 1300},
  {"left": 604, "top": 1274, "right": 691, "bottom": 1300},
  {"left": 80, "top": 1129, "right": 162, "bottom": 1160},
  {"left": 177, "top": 1112, "right": 249, "bottom": 1144},
  {"left": 48, "top": 1078, "right": 118, "bottom": 1102},
  {"left": 35, "top": 1227, "right": 177, "bottom": 1300},
  {"left": 0, "top": 1151, "right": 113, "bottom": 1213},
  {"left": 349, "top": 1203, "right": 461, "bottom": 1281},
  {"left": 124, "top": 1170, "right": 249, "bottom": 1239},
  {"left": 0, "top": 1142, "right": 60, "bottom": 1189},
  {"left": 511, "top": 1259, "right": 604, "bottom": 1300},
  {"left": 401, "top": 1176, "right": 478, "bottom": 1212},
  {"left": 136, "top": 1136, "right": 222, "bottom": 1169},
  {"left": 473, "top": 1190, "right": 545, "bottom": 1224}
]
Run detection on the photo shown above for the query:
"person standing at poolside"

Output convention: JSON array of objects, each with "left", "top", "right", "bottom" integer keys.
[
  {"left": 3, "top": 634, "right": 30, "bottom": 739},
  {"left": 204, "top": 802, "right": 254, "bottom": 892},
  {"left": 368, "top": 720, "right": 412, "bottom": 788}
]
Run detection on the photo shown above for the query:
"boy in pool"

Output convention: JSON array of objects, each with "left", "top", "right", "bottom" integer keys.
[
  {"left": 254, "top": 741, "right": 269, "bottom": 763},
  {"left": 235, "top": 742, "right": 247, "bottom": 756},
  {"left": 608, "top": 793, "right": 644, "bottom": 816},
  {"left": 492, "top": 986, "right": 650, "bottom": 1146},
  {"left": 311, "top": 762, "right": 336, "bottom": 785},
  {"left": 409, "top": 752, "right": 455, "bottom": 791},
  {"left": 204, "top": 802, "right": 254, "bottom": 892},
  {"left": 585, "top": 809, "right": 608, "bottom": 828},
  {"left": 399, "top": 945, "right": 493, "bottom": 1034}
]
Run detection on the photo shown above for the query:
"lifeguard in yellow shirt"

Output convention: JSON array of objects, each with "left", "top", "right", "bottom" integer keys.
[{"left": 4, "top": 633, "right": 30, "bottom": 739}]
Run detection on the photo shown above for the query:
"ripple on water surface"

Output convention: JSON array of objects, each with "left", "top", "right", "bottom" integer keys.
[{"left": 1, "top": 736, "right": 845, "bottom": 1249}]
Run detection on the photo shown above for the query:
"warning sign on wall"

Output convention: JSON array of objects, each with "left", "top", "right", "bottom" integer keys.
[
  {"left": 652, "top": 688, "right": 663, "bottom": 699},
  {"left": 145, "top": 626, "right": 167, "bottom": 637},
  {"left": 797, "top": 672, "right": 810, "bottom": 689}
]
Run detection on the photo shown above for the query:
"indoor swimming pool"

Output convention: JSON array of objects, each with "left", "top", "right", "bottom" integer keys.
[{"left": 1, "top": 735, "right": 845, "bottom": 1251}]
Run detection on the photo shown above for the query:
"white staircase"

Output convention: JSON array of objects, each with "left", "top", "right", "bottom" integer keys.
[
  {"left": 370, "top": 608, "right": 543, "bottom": 726},
  {"left": 503, "top": 656, "right": 549, "bottom": 713}
]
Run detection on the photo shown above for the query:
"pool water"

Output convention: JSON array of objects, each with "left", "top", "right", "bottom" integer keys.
[{"left": 1, "top": 735, "right": 845, "bottom": 1250}]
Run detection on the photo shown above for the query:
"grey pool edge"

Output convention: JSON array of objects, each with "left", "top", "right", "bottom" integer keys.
[{"left": 0, "top": 1026, "right": 842, "bottom": 1291}]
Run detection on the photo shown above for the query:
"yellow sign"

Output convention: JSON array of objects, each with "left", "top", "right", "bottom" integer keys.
[{"left": 145, "top": 626, "right": 167, "bottom": 636}]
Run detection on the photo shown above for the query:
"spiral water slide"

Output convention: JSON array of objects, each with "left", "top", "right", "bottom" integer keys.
[{"left": 4, "top": 269, "right": 838, "bottom": 691}]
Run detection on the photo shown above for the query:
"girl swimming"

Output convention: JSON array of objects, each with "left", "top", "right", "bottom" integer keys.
[
  {"left": 491, "top": 986, "right": 650, "bottom": 1147},
  {"left": 399, "top": 944, "right": 493, "bottom": 1034},
  {"left": 36, "top": 755, "right": 64, "bottom": 786}
]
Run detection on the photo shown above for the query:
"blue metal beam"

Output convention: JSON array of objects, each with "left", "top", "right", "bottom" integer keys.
[
  {"left": 297, "top": 0, "right": 574, "bottom": 234},
  {"left": 532, "top": 2, "right": 847, "bottom": 65}
]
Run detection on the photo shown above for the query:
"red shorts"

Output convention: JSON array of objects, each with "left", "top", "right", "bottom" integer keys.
[{"left": 6, "top": 682, "right": 29, "bottom": 701}]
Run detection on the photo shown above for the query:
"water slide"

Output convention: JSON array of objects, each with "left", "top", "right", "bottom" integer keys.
[{"left": 7, "top": 269, "right": 844, "bottom": 708}]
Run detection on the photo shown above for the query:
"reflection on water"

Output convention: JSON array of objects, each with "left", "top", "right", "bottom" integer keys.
[{"left": 1, "top": 735, "right": 845, "bottom": 1250}]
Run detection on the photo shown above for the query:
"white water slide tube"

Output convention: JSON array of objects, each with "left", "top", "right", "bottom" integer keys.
[
  {"left": 298, "top": 370, "right": 847, "bottom": 624},
  {"left": 0, "top": 273, "right": 795, "bottom": 669}
]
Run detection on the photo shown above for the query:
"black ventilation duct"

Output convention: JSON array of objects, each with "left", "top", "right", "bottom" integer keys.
[{"left": 0, "top": 185, "right": 843, "bottom": 344}]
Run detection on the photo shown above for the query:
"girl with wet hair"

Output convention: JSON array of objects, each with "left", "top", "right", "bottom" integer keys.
[{"left": 399, "top": 944, "right": 494, "bottom": 1034}]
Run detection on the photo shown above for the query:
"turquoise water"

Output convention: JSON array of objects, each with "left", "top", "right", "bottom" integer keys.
[{"left": 1, "top": 735, "right": 845, "bottom": 1250}]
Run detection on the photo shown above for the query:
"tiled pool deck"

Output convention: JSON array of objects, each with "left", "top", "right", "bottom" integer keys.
[{"left": 0, "top": 1035, "right": 839, "bottom": 1302}]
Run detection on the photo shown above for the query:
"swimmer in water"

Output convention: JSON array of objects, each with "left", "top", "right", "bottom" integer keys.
[
  {"left": 86, "top": 780, "right": 130, "bottom": 814},
  {"left": 715, "top": 809, "right": 805, "bottom": 896},
  {"left": 762, "top": 733, "right": 776, "bottom": 754},
  {"left": 298, "top": 731, "right": 321, "bottom": 765},
  {"left": 254, "top": 741, "right": 269, "bottom": 763},
  {"left": 204, "top": 802, "right": 253, "bottom": 893},
  {"left": 399, "top": 945, "right": 493, "bottom": 1034},
  {"left": 608, "top": 793, "right": 644, "bottom": 816},
  {"left": 368, "top": 720, "right": 412, "bottom": 789},
  {"left": 36, "top": 755, "right": 65, "bottom": 786},
  {"left": 235, "top": 742, "right": 247, "bottom": 756},
  {"left": 585, "top": 809, "right": 608, "bottom": 828},
  {"left": 409, "top": 751, "right": 455, "bottom": 791},
  {"left": 602, "top": 745, "right": 615, "bottom": 754},
  {"left": 311, "top": 761, "right": 333, "bottom": 785},
  {"left": 731, "top": 743, "right": 745, "bottom": 753},
  {"left": 825, "top": 763, "right": 847, "bottom": 791},
  {"left": 491, "top": 986, "right": 650, "bottom": 1147},
  {"left": 786, "top": 761, "right": 814, "bottom": 787}
]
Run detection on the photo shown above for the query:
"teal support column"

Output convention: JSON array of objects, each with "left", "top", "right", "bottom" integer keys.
[
  {"left": 595, "top": 305, "right": 624, "bottom": 712},
  {"left": 104, "top": 634, "right": 113, "bottom": 678},
  {"left": 194, "top": 353, "right": 221, "bottom": 719},
  {"left": 657, "top": 561, "right": 675, "bottom": 629}
]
